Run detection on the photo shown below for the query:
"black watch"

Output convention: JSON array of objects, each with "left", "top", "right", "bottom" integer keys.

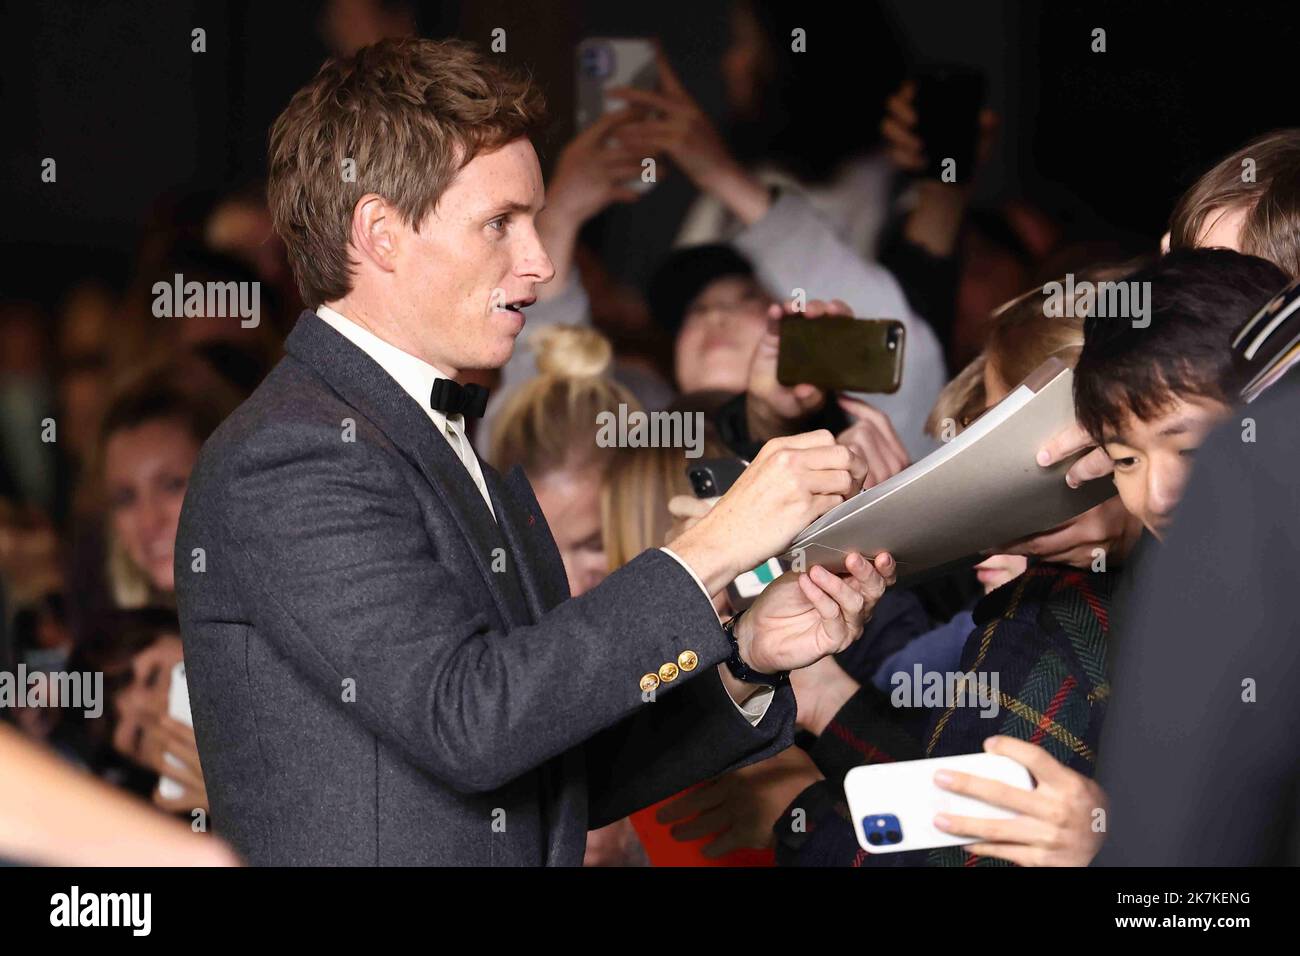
[{"left": 723, "top": 612, "right": 789, "bottom": 687}]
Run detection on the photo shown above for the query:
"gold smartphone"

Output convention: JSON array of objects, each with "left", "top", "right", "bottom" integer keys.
[{"left": 776, "top": 315, "right": 905, "bottom": 393}]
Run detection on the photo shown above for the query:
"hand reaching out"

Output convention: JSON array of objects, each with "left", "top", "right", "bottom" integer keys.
[
  {"left": 745, "top": 297, "right": 851, "bottom": 443},
  {"left": 933, "top": 735, "right": 1108, "bottom": 867},
  {"left": 737, "top": 550, "right": 895, "bottom": 675}
]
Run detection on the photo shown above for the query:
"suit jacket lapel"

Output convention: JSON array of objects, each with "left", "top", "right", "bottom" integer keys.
[
  {"left": 484, "top": 464, "right": 572, "bottom": 622},
  {"left": 285, "top": 312, "right": 531, "bottom": 627}
]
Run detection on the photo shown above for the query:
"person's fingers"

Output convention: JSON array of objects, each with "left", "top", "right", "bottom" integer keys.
[
  {"left": 872, "top": 551, "right": 897, "bottom": 587},
  {"left": 839, "top": 397, "right": 909, "bottom": 460},
  {"left": 803, "top": 466, "right": 856, "bottom": 499},
  {"left": 1036, "top": 421, "right": 1095, "bottom": 468},
  {"left": 700, "top": 827, "right": 747, "bottom": 859},
  {"left": 670, "top": 807, "right": 731, "bottom": 842},
  {"left": 880, "top": 115, "right": 924, "bottom": 155},
  {"left": 885, "top": 85, "right": 918, "bottom": 127},
  {"left": 933, "top": 811, "right": 1054, "bottom": 845},
  {"left": 1065, "top": 446, "right": 1114, "bottom": 487},
  {"left": 933, "top": 768, "right": 1040, "bottom": 818},
  {"left": 798, "top": 570, "right": 844, "bottom": 623},
  {"left": 583, "top": 103, "right": 653, "bottom": 142},
  {"left": 824, "top": 298, "right": 854, "bottom": 317},
  {"left": 983, "top": 735, "right": 1071, "bottom": 788},
  {"left": 809, "top": 493, "right": 847, "bottom": 516},
  {"left": 811, "top": 564, "right": 866, "bottom": 617},
  {"left": 765, "top": 428, "right": 837, "bottom": 451},
  {"left": 668, "top": 494, "right": 715, "bottom": 519},
  {"left": 844, "top": 551, "right": 888, "bottom": 602},
  {"left": 656, "top": 782, "right": 725, "bottom": 823},
  {"left": 605, "top": 85, "right": 680, "bottom": 116}
]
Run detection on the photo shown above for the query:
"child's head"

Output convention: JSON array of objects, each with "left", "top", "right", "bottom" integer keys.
[
  {"left": 1168, "top": 129, "right": 1300, "bottom": 277},
  {"left": 1074, "top": 248, "right": 1288, "bottom": 538}
]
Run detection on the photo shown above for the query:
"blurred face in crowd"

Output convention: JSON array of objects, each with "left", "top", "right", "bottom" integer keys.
[
  {"left": 112, "top": 634, "right": 184, "bottom": 767},
  {"left": 531, "top": 464, "right": 608, "bottom": 597},
  {"left": 353, "top": 137, "right": 555, "bottom": 376},
  {"left": 675, "top": 275, "right": 772, "bottom": 393},
  {"left": 105, "top": 418, "right": 199, "bottom": 594},
  {"left": 722, "top": 2, "right": 768, "bottom": 118},
  {"left": 1099, "top": 396, "right": 1231, "bottom": 540}
]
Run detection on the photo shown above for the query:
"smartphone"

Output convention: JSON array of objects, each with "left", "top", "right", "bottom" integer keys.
[
  {"left": 157, "top": 661, "right": 193, "bottom": 801},
  {"left": 686, "top": 457, "right": 746, "bottom": 499},
  {"left": 686, "top": 457, "right": 782, "bottom": 609},
  {"left": 777, "top": 315, "right": 905, "bottom": 393},
  {"left": 576, "top": 37, "right": 658, "bottom": 193},
  {"left": 844, "top": 752, "right": 1033, "bottom": 854},
  {"left": 913, "top": 64, "right": 987, "bottom": 183}
]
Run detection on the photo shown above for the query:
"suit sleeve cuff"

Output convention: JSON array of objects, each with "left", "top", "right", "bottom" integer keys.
[{"left": 660, "top": 546, "right": 774, "bottom": 726}]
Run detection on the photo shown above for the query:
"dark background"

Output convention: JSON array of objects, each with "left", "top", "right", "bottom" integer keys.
[{"left": 3, "top": 0, "right": 1298, "bottom": 301}]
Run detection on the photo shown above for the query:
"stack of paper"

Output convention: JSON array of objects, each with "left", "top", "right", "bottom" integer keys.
[{"left": 779, "top": 359, "right": 1116, "bottom": 580}]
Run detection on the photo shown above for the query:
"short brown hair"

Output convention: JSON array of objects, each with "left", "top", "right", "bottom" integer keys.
[
  {"left": 1169, "top": 129, "right": 1300, "bottom": 278},
  {"left": 267, "top": 38, "right": 547, "bottom": 308}
]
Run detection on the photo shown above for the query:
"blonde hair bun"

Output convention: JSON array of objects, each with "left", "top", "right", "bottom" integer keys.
[{"left": 531, "top": 325, "right": 613, "bottom": 379}]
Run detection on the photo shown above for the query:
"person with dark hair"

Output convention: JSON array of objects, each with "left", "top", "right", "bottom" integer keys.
[
  {"left": 1095, "top": 371, "right": 1300, "bottom": 865},
  {"left": 1073, "top": 248, "right": 1289, "bottom": 539},
  {"left": 680, "top": 0, "right": 906, "bottom": 258}
]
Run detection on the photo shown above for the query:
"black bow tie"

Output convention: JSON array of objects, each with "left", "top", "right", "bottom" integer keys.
[{"left": 429, "top": 378, "right": 489, "bottom": 418}]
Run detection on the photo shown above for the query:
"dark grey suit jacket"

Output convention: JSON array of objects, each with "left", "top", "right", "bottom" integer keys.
[{"left": 175, "top": 312, "right": 795, "bottom": 866}]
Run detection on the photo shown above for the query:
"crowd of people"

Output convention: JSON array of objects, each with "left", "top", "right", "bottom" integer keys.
[{"left": 1, "top": 1, "right": 1297, "bottom": 867}]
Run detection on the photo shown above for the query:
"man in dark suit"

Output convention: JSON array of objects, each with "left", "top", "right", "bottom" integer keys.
[{"left": 174, "top": 37, "right": 895, "bottom": 865}]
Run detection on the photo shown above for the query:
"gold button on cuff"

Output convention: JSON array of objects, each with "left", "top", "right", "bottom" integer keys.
[
  {"left": 677, "top": 650, "right": 699, "bottom": 672},
  {"left": 639, "top": 673, "right": 660, "bottom": 693},
  {"left": 658, "top": 662, "right": 680, "bottom": 683}
]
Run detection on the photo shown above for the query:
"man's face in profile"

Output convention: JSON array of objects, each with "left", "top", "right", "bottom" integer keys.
[{"left": 397, "top": 137, "right": 555, "bottom": 374}]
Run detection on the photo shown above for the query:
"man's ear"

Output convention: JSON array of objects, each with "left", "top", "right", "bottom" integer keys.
[{"left": 350, "top": 194, "right": 399, "bottom": 274}]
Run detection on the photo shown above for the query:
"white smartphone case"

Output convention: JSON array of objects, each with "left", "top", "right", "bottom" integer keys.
[{"left": 844, "top": 752, "right": 1033, "bottom": 854}]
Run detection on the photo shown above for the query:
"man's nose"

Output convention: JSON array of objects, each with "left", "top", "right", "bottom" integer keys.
[{"left": 520, "top": 230, "right": 555, "bottom": 285}]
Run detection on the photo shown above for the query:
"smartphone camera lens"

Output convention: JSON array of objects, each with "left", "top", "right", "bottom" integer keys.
[
  {"left": 886, "top": 326, "right": 901, "bottom": 350},
  {"left": 862, "top": 813, "right": 904, "bottom": 848},
  {"left": 688, "top": 470, "right": 714, "bottom": 497}
]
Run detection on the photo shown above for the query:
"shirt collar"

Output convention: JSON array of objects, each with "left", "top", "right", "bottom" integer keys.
[{"left": 316, "top": 305, "right": 460, "bottom": 428}]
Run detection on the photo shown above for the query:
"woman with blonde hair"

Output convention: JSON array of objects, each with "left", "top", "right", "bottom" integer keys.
[
  {"left": 82, "top": 360, "right": 239, "bottom": 818},
  {"left": 489, "top": 324, "right": 642, "bottom": 599},
  {"left": 489, "top": 324, "right": 653, "bottom": 865}
]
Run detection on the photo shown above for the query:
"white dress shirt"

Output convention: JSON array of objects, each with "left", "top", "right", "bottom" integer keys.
[
  {"left": 316, "top": 305, "right": 770, "bottom": 725},
  {"left": 318, "top": 306, "right": 495, "bottom": 520}
]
